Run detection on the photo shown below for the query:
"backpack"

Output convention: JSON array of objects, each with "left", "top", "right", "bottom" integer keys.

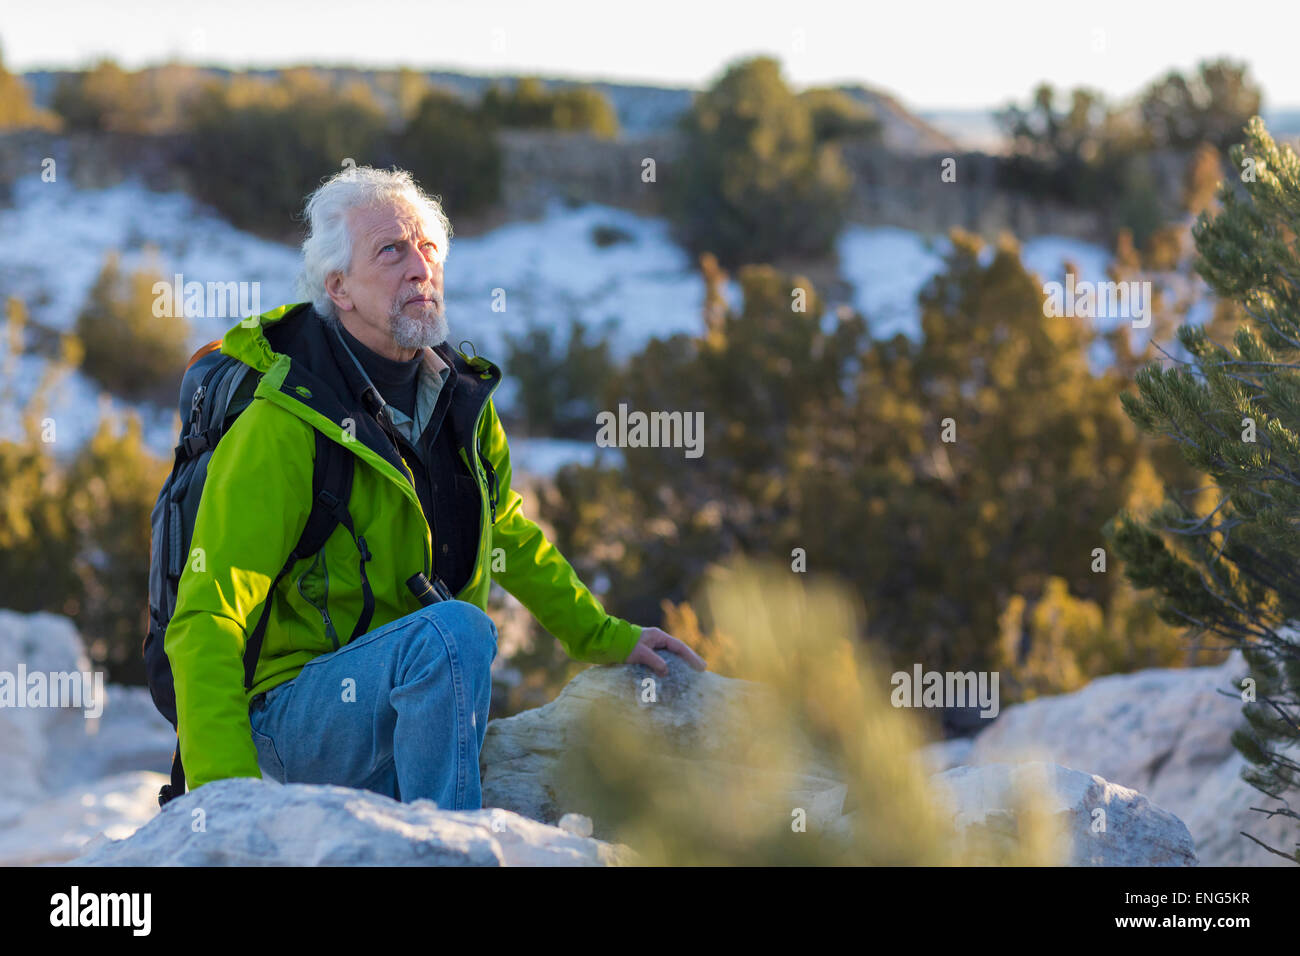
[{"left": 144, "top": 339, "right": 375, "bottom": 808}]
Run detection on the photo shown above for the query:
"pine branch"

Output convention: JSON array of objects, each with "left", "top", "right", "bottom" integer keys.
[{"left": 1238, "top": 830, "right": 1299, "bottom": 863}]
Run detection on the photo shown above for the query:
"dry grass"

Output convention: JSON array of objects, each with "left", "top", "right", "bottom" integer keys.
[{"left": 560, "top": 557, "right": 1068, "bottom": 865}]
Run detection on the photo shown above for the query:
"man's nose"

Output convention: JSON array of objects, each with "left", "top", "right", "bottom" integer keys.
[{"left": 406, "top": 247, "right": 437, "bottom": 286}]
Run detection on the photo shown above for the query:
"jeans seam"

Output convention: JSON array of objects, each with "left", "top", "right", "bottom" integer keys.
[
  {"left": 426, "top": 611, "right": 471, "bottom": 809},
  {"left": 250, "top": 724, "right": 285, "bottom": 780}
]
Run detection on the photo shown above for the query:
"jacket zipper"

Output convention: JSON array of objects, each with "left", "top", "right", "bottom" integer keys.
[
  {"left": 482, "top": 456, "right": 499, "bottom": 523},
  {"left": 457, "top": 368, "right": 502, "bottom": 587},
  {"left": 459, "top": 445, "right": 495, "bottom": 525},
  {"left": 320, "top": 606, "right": 340, "bottom": 651},
  {"left": 297, "top": 555, "right": 340, "bottom": 651}
]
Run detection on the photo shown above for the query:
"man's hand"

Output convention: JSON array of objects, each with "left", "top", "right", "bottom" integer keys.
[{"left": 623, "top": 626, "right": 708, "bottom": 675}]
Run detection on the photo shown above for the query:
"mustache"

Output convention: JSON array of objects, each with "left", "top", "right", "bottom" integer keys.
[{"left": 394, "top": 287, "right": 444, "bottom": 310}]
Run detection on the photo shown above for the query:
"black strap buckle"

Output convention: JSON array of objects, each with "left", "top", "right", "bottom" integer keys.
[{"left": 179, "top": 427, "right": 216, "bottom": 459}]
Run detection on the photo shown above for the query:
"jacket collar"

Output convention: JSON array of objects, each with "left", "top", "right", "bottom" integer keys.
[{"left": 220, "top": 303, "right": 501, "bottom": 483}]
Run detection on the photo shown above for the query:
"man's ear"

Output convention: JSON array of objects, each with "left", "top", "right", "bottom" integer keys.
[{"left": 325, "top": 271, "right": 354, "bottom": 313}]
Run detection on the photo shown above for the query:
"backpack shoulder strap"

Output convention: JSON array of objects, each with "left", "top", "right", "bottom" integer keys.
[
  {"left": 311, "top": 431, "right": 377, "bottom": 646},
  {"left": 240, "top": 429, "right": 375, "bottom": 690}
]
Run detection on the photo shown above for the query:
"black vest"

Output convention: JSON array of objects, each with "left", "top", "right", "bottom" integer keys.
[{"left": 262, "top": 304, "right": 496, "bottom": 596}]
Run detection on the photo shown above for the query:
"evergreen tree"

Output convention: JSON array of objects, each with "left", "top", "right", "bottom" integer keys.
[
  {"left": 1139, "top": 58, "right": 1263, "bottom": 153},
  {"left": 51, "top": 59, "right": 141, "bottom": 132},
  {"left": 501, "top": 317, "right": 617, "bottom": 438},
  {"left": 184, "top": 70, "right": 390, "bottom": 236},
  {"left": 478, "top": 77, "right": 618, "bottom": 136},
  {"left": 664, "top": 55, "right": 851, "bottom": 269},
  {"left": 1108, "top": 116, "right": 1300, "bottom": 862},
  {"left": 392, "top": 87, "right": 502, "bottom": 218},
  {"left": 796, "top": 87, "right": 881, "bottom": 146},
  {"left": 0, "top": 298, "right": 169, "bottom": 685}
]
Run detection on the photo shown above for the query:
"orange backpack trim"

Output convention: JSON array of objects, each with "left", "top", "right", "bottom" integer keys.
[{"left": 186, "top": 339, "right": 223, "bottom": 370}]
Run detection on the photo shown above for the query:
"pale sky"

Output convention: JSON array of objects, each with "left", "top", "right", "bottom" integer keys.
[{"left": 4, "top": 0, "right": 1299, "bottom": 109}]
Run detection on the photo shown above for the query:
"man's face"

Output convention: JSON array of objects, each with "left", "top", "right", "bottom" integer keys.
[{"left": 326, "top": 201, "right": 448, "bottom": 352}]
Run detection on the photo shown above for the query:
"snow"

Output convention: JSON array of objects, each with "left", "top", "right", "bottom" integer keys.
[
  {"left": 835, "top": 225, "right": 1115, "bottom": 342},
  {"left": 446, "top": 199, "right": 735, "bottom": 361},
  {"left": 0, "top": 610, "right": 177, "bottom": 863},
  {"left": 0, "top": 177, "right": 302, "bottom": 341},
  {"left": 836, "top": 226, "right": 949, "bottom": 340}
]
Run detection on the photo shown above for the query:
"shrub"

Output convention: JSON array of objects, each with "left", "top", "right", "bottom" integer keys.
[
  {"left": 501, "top": 317, "right": 617, "bottom": 438},
  {"left": 183, "top": 70, "right": 390, "bottom": 237},
  {"left": 391, "top": 88, "right": 502, "bottom": 218},
  {"left": 664, "top": 56, "right": 851, "bottom": 270},
  {"left": 74, "top": 250, "right": 191, "bottom": 406}
]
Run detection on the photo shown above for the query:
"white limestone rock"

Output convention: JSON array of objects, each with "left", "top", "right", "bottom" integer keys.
[
  {"left": 938, "top": 651, "right": 1297, "bottom": 865},
  {"left": 65, "top": 777, "right": 636, "bottom": 867},
  {"left": 479, "top": 650, "right": 846, "bottom": 839},
  {"left": 930, "top": 762, "right": 1198, "bottom": 866}
]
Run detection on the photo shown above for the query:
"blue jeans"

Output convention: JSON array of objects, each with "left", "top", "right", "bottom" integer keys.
[{"left": 247, "top": 599, "right": 498, "bottom": 809}]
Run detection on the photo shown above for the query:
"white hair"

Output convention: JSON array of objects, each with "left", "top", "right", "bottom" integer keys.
[{"left": 295, "top": 166, "right": 453, "bottom": 324}]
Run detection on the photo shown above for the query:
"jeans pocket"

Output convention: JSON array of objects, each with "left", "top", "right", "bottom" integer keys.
[{"left": 250, "top": 724, "right": 286, "bottom": 782}]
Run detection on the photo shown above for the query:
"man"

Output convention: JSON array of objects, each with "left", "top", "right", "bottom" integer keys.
[{"left": 165, "top": 165, "right": 705, "bottom": 810}]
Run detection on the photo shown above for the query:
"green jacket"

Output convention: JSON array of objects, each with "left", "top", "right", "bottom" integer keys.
[{"left": 165, "top": 302, "right": 641, "bottom": 791}]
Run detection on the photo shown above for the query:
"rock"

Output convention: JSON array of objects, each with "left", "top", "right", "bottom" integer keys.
[
  {"left": 930, "top": 763, "right": 1198, "bottom": 866},
  {"left": 558, "top": 813, "right": 593, "bottom": 838},
  {"left": 65, "top": 778, "right": 636, "bottom": 867},
  {"left": 478, "top": 650, "right": 1204, "bottom": 865},
  {"left": 920, "top": 736, "right": 974, "bottom": 774},
  {"left": 478, "top": 649, "right": 1207, "bottom": 866},
  {"left": 0, "top": 610, "right": 93, "bottom": 822},
  {"left": 0, "top": 609, "right": 175, "bottom": 829},
  {"left": 479, "top": 650, "right": 847, "bottom": 839},
  {"left": 0, "top": 771, "right": 167, "bottom": 866},
  {"left": 940, "top": 651, "right": 1297, "bottom": 865}
]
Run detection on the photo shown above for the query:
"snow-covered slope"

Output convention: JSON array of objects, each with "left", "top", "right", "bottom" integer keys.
[
  {"left": 0, "top": 179, "right": 742, "bottom": 465},
  {"left": 1, "top": 175, "right": 1118, "bottom": 467}
]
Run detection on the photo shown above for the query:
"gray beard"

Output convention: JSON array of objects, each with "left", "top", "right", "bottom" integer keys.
[{"left": 390, "top": 302, "right": 449, "bottom": 349}]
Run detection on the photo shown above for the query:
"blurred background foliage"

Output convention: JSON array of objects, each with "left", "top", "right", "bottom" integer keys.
[
  {"left": 535, "top": 232, "right": 1221, "bottom": 716},
  {"left": 74, "top": 249, "right": 191, "bottom": 405},
  {"left": 1, "top": 298, "right": 169, "bottom": 685},
  {"left": 994, "top": 57, "right": 1262, "bottom": 247}
]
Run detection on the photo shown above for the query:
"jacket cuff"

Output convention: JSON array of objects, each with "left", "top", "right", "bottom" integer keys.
[{"left": 602, "top": 619, "right": 642, "bottom": 665}]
